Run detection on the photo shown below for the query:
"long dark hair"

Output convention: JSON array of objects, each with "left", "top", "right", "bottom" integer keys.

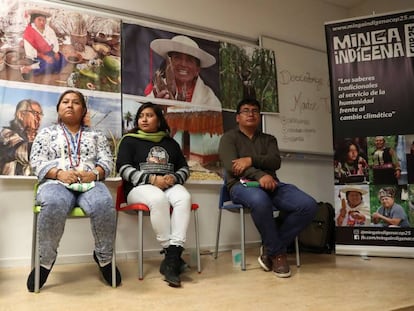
[
  {"left": 339, "top": 140, "right": 360, "bottom": 166},
  {"left": 129, "top": 102, "right": 170, "bottom": 134}
]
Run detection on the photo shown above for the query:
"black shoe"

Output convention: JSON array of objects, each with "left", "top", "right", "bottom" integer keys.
[
  {"left": 178, "top": 257, "right": 190, "bottom": 273},
  {"left": 162, "top": 245, "right": 183, "bottom": 287},
  {"left": 27, "top": 262, "right": 54, "bottom": 292},
  {"left": 160, "top": 255, "right": 189, "bottom": 275},
  {"left": 163, "top": 262, "right": 181, "bottom": 287},
  {"left": 93, "top": 251, "right": 121, "bottom": 287}
]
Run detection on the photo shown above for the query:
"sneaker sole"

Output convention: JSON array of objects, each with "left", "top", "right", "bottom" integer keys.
[
  {"left": 160, "top": 263, "right": 189, "bottom": 275},
  {"left": 273, "top": 270, "right": 291, "bottom": 278},
  {"left": 164, "top": 278, "right": 181, "bottom": 287},
  {"left": 257, "top": 256, "right": 271, "bottom": 272}
]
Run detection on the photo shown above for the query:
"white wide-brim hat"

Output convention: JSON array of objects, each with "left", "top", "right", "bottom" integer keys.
[
  {"left": 26, "top": 9, "right": 51, "bottom": 18},
  {"left": 340, "top": 186, "right": 368, "bottom": 195},
  {"left": 150, "top": 35, "right": 216, "bottom": 68}
]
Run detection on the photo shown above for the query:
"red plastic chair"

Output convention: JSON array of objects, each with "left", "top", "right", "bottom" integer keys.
[{"left": 115, "top": 181, "right": 201, "bottom": 280}]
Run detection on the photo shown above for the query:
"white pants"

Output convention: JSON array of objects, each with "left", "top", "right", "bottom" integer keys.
[{"left": 127, "top": 184, "right": 191, "bottom": 248}]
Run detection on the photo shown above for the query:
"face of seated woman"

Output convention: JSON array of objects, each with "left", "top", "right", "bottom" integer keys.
[
  {"left": 138, "top": 107, "right": 159, "bottom": 133},
  {"left": 58, "top": 92, "right": 86, "bottom": 130},
  {"left": 33, "top": 16, "right": 47, "bottom": 32},
  {"left": 346, "top": 144, "right": 359, "bottom": 163}
]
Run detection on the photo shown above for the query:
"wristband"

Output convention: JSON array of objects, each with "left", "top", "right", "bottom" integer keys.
[{"left": 55, "top": 169, "right": 62, "bottom": 180}]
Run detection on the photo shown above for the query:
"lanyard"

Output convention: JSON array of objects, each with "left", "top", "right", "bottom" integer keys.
[{"left": 60, "top": 123, "right": 83, "bottom": 169}]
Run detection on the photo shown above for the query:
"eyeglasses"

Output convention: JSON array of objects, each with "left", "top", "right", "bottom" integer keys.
[
  {"left": 25, "top": 110, "right": 43, "bottom": 117},
  {"left": 238, "top": 109, "right": 260, "bottom": 116}
]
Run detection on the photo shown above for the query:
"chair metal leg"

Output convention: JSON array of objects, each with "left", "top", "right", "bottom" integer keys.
[
  {"left": 112, "top": 212, "right": 117, "bottom": 288},
  {"left": 138, "top": 210, "right": 144, "bottom": 280},
  {"left": 295, "top": 236, "right": 300, "bottom": 267},
  {"left": 34, "top": 213, "right": 40, "bottom": 293},
  {"left": 31, "top": 213, "right": 37, "bottom": 270},
  {"left": 214, "top": 209, "right": 223, "bottom": 259},
  {"left": 193, "top": 209, "right": 201, "bottom": 273},
  {"left": 240, "top": 208, "right": 246, "bottom": 271}
]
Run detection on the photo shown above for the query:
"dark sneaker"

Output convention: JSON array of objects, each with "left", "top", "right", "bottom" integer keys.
[
  {"left": 272, "top": 254, "right": 291, "bottom": 278},
  {"left": 257, "top": 245, "right": 272, "bottom": 271},
  {"left": 93, "top": 251, "right": 122, "bottom": 287}
]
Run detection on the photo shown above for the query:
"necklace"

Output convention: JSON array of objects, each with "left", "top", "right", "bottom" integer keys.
[
  {"left": 177, "top": 80, "right": 196, "bottom": 102},
  {"left": 60, "top": 123, "right": 83, "bottom": 169}
]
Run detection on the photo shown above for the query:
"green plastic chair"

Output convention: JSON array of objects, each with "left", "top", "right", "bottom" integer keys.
[{"left": 30, "top": 184, "right": 117, "bottom": 292}]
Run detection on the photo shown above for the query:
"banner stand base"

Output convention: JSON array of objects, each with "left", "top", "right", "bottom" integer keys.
[{"left": 336, "top": 244, "right": 414, "bottom": 259}]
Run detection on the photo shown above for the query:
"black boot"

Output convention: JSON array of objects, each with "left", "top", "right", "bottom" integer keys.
[
  {"left": 162, "top": 245, "right": 183, "bottom": 287},
  {"left": 93, "top": 251, "right": 122, "bottom": 287},
  {"left": 159, "top": 248, "right": 189, "bottom": 275},
  {"left": 27, "top": 260, "right": 55, "bottom": 292}
]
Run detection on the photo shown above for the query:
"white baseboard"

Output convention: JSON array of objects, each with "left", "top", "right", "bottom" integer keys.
[{"left": 0, "top": 241, "right": 262, "bottom": 268}]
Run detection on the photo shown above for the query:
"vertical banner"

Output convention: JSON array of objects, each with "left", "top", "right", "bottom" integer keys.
[{"left": 325, "top": 10, "right": 414, "bottom": 256}]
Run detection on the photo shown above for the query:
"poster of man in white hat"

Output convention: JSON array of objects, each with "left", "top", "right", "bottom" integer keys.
[
  {"left": 122, "top": 23, "right": 220, "bottom": 109},
  {"left": 122, "top": 23, "right": 223, "bottom": 181}
]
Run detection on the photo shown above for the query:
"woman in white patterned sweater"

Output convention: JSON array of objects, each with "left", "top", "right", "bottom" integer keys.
[{"left": 27, "top": 90, "right": 121, "bottom": 292}]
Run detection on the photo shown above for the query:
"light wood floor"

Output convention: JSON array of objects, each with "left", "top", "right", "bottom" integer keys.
[{"left": 1, "top": 248, "right": 413, "bottom": 311}]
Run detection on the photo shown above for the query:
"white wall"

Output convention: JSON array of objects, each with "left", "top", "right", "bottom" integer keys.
[
  {"left": 1, "top": 0, "right": 413, "bottom": 267},
  {"left": 349, "top": 0, "right": 414, "bottom": 17},
  {"left": 70, "top": 0, "right": 346, "bottom": 50}
]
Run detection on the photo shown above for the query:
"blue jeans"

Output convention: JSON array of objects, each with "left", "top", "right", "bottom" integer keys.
[
  {"left": 36, "top": 182, "right": 116, "bottom": 266},
  {"left": 230, "top": 182, "right": 318, "bottom": 256}
]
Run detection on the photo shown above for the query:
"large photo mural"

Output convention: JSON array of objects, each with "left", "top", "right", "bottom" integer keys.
[
  {"left": 0, "top": 0, "right": 122, "bottom": 176},
  {"left": 0, "top": 0, "right": 278, "bottom": 181}
]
